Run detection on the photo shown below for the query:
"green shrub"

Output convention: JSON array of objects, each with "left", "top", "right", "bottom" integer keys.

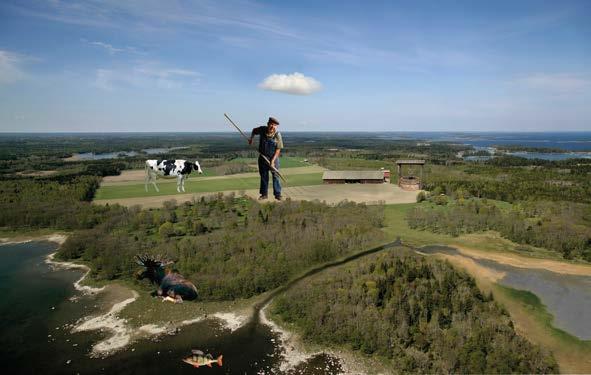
[
  {"left": 416, "top": 191, "right": 426, "bottom": 203},
  {"left": 158, "top": 221, "right": 175, "bottom": 237}
]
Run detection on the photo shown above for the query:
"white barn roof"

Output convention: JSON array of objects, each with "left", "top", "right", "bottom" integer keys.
[
  {"left": 323, "top": 171, "right": 385, "bottom": 180},
  {"left": 395, "top": 159, "right": 425, "bottom": 165}
]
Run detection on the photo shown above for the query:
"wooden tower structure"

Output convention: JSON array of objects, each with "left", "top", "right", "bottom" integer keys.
[{"left": 395, "top": 160, "right": 425, "bottom": 190}]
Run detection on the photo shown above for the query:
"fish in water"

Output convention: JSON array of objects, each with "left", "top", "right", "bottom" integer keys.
[{"left": 182, "top": 350, "right": 223, "bottom": 368}]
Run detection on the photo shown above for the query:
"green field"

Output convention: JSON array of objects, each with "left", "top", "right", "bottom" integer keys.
[
  {"left": 383, "top": 203, "right": 564, "bottom": 260},
  {"left": 383, "top": 203, "right": 446, "bottom": 245},
  {"left": 228, "top": 156, "right": 309, "bottom": 168},
  {"left": 95, "top": 172, "right": 323, "bottom": 200}
]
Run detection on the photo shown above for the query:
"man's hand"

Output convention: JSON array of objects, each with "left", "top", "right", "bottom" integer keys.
[
  {"left": 248, "top": 137, "right": 253, "bottom": 145},
  {"left": 271, "top": 158, "right": 277, "bottom": 167}
]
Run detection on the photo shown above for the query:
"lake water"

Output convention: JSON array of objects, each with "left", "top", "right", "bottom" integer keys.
[
  {"left": 464, "top": 152, "right": 591, "bottom": 162},
  {"left": 420, "top": 246, "right": 591, "bottom": 340},
  {"left": 0, "top": 241, "right": 99, "bottom": 373},
  {"left": 506, "top": 151, "right": 591, "bottom": 161},
  {"left": 143, "top": 147, "right": 189, "bottom": 155},
  {"left": 0, "top": 241, "right": 343, "bottom": 374},
  {"left": 73, "top": 151, "right": 139, "bottom": 160},
  {"left": 409, "top": 132, "right": 591, "bottom": 161},
  {"left": 376, "top": 132, "right": 591, "bottom": 152},
  {"left": 71, "top": 147, "right": 189, "bottom": 160},
  {"left": 464, "top": 156, "right": 494, "bottom": 162}
]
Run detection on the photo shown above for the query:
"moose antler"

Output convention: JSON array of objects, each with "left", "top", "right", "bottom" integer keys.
[{"left": 135, "top": 254, "right": 174, "bottom": 268}]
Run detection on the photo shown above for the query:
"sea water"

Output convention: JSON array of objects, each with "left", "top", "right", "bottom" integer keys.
[
  {"left": 0, "top": 241, "right": 342, "bottom": 374},
  {"left": 419, "top": 246, "right": 591, "bottom": 340}
]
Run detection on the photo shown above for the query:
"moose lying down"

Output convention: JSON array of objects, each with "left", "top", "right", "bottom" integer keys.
[{"left": 135, "top": 254, "right": 198, "bottom": 303}]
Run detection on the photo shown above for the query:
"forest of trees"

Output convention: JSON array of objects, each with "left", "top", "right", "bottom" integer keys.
[
  {"left": 415, "top": 157, "right": 591, "bottom": 262},
  {"left": 311, "top": 140, "right": 468, "bottom": 170},
  {"left": 423, "top": 158, "right": 591, "bottom": 203},
  {"left": 0, "top": 175, "right": 120, "bottom": 229},
  {"left": 271, "top": 249, "right": 559, "bottom": 373},
  {"left": 407, "top": 197, "right": 591, "bottom": 261},
  {"left": 57, "top": 196, "right": 385, "bottom": 300}
]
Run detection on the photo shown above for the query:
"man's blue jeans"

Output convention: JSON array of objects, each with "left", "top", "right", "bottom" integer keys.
[{"left": 258, "top": 156, "right": 281, "bottom": 197}]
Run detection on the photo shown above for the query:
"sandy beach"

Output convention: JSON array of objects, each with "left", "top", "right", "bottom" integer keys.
[
  {"left": 436, "top": 252, "right": 507, "bottom": 283},
  {"left": 259, "top": 303, "right": 376, "bottom": 375},
  {"left": 45, "top": 252, "right": 105, "bottom": 295},
  {"left": 0, "top": 233, "right": 68, "bottom": 246},
  {"left": 69, "top": 291, "right": 251, "bottom": 356},
  {"left": 454, "top": 246, "right": 591, "bottom": 276},
  {"left": 259, "top": 303, "right": 322, "bottom": 372},
  {"left": 212, "top": 312, "right": 249, "bottom": 332},
  {"left": 72, "top": 289, "right": 140, "bottom": 356}
]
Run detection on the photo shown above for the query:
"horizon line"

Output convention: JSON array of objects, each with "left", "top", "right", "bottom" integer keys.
[{"left": 1, "top": 130, "right": 591, "bottom": 134}]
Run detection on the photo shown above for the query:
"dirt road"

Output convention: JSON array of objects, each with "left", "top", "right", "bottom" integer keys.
[{"left": 95, "top": 184, "right": 419, "bottom": 208}]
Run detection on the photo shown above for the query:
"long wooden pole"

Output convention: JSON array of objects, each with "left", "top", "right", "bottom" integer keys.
[{"left": 224, "top": 113, "right": 287, "bottom": 183}]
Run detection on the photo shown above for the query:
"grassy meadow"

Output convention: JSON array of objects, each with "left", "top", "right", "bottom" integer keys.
[
  {"left": 228, "top": 156, "right": 309, "bottom": 168},
  {"left": 95, "top": 172, "right": 324, "bottom": 200},
  {"left": 383, "top": 203, "right": 566, "bottom": 261},
  {"left": 95, "top": 157, "right": 321, "bottom": 200}
]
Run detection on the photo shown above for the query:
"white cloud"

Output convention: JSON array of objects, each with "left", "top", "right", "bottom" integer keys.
[
  {"left": 12, "top": 1, "right": 298, "bottom": 39},
  {"left": 258, "top": 72, "right": 322, "bottom": 95},
  {"left": 94, "top": 62, "right": 200, "bottom": 90},
  {"left": 514, "top": 73, "right": 590, "bottom": 93},
  {"left": 0, "top": 50, "right": 26, "bottom": 84},
  {"left": 218, "top": 35, "right": 256, "bottom": 48},
  {"left": 90, "top": 41, "right": 124, "bottom": 54},
  {"left": 81, "top": 39, "right": 141, "bottom": 55}
]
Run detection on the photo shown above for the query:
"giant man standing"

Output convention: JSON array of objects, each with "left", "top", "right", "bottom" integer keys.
[{"left": 248, "top": 117, "right": 283, "bottom": 200}]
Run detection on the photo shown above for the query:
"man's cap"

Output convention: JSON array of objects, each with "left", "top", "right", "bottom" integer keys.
[{"left": 268, "top": 117, "right": 279, "bottom": 125}]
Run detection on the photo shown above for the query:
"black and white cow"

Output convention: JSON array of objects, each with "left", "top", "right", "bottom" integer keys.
[{"left": 145, "top": 160, "right": 203, "bottom": 193}]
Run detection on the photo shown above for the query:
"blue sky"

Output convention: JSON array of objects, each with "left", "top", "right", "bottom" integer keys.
[{"left": 0, "top": 0, "right": 590, "bottom": 132}]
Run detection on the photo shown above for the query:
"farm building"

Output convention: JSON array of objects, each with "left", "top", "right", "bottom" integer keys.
[
  {"left": 322, "top": 170, "right": 387, "bottom": 184},
  {"left": 395, "top": 159, "right": 425, "bottom": 190}
]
